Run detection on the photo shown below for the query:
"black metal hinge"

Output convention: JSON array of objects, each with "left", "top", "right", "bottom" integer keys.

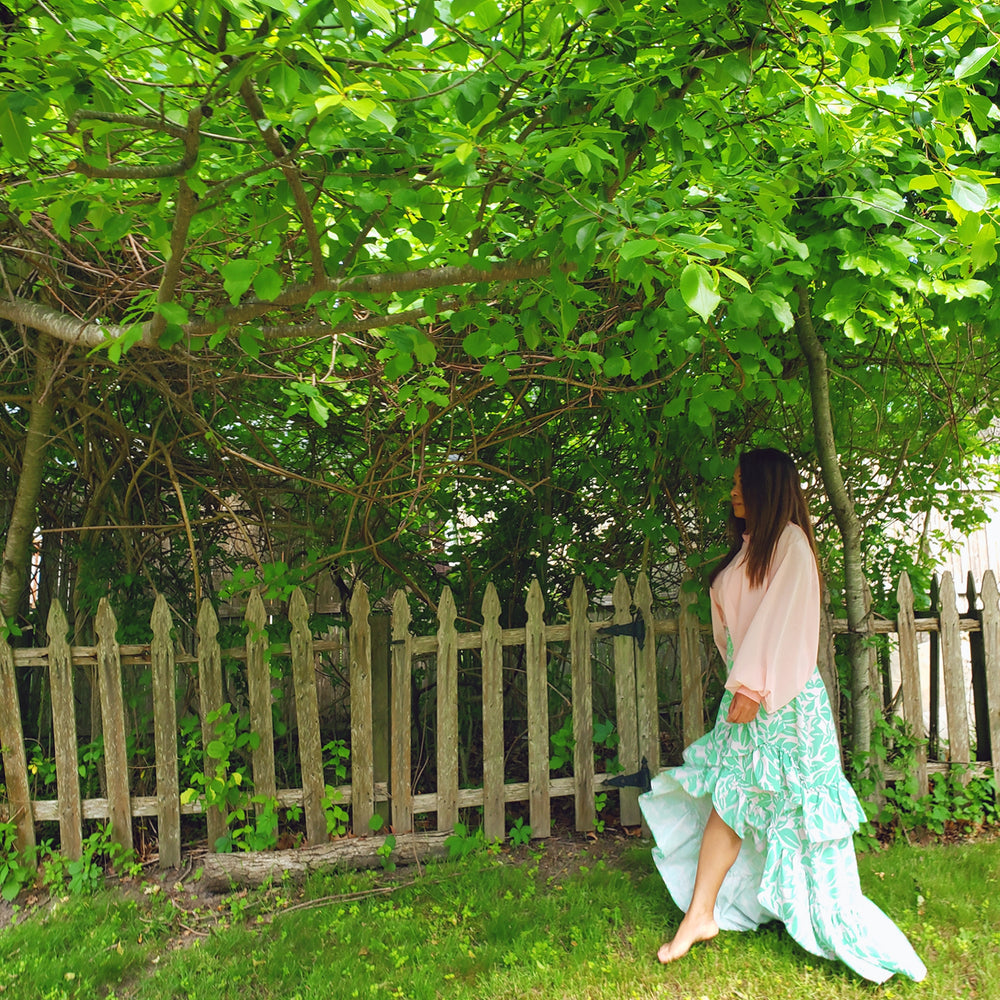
[
  {"left": 602, "top": 756, "right": 651, "bottom": 794},
  {"left": 597, "top": 608, "right": 646, "bottom": 651}
]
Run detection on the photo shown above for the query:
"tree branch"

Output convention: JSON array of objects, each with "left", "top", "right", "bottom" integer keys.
[
  {"left": 149, "top": 107, "right": 204, "bottom": 339},
  {"left": 0, "top": 259, "right": 554, "bottom": 349},
  {"left": 237, "top": 75, "right": 326, "bottom": 278},
  {"left": 67, "top": 109, "right": 189, "bottom": 139}
]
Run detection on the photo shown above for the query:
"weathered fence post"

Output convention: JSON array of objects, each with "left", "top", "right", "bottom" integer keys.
[
  {"left": 611, "top": 574, "right": 640, "bottom": 826},
  {"left": 246, "top": 589, "right": 277, "bottom": 811},
  {"left": 196, "top": 599, "right": 226, "bottom": 851},
  {"left": 928, "top": 574, "right": 941, "bottom": 759},
  {"left": 979, "top": 571, "right": 1000, "bottom": 795},
  {"left": 481, "top": 584, "right": 505, "bottom": 841},
  {"left": 151, "top": 594, "right": 181, "bottom": 868},
  {"left": 96, "top": 599, "right": 132, "bottom": 851},
  {"left": 525, "top": 578, "right": 550, "bottom": 838},
  {"left": 679, "top": 571, "right": 705, "bottom": 748},
  {"left": 569, "top": 576, "right": 595, "bottom": 833},
  {"left": 634, "top": 572, "right": 660, "bottom": 781},
  {"left": 290, "top": 587, "right": 326, "bottom": 846},
  {"left": 0, "top": 633, "right": 34, "bottom": 855},
  {"left": 435, "top": 586, "right": 459, "bottom": 833},
  {"left": 967, "top": 573, "right": 992, "bottom": 764},
  {"left": 896, "top": 573, "right": 928, "bottom": 798},
  {"left": 939, "top": 572, "right": 971, "bottom": 780},
  {"left": 390, "top": 589, "right": 414, "bottom": 835},
  {"left": 371, "top": 610, "right": 391, "bottom": 825},
  {"left": 47, "top": 599, "right": 81, "bottom": 860},
  {"left": 350, "top": 583, "right": 375, "bottom": 834}
]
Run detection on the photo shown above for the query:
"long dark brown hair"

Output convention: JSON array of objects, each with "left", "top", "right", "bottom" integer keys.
[{"left": 709, "top": 448, "right": 818, "bottom": 588}]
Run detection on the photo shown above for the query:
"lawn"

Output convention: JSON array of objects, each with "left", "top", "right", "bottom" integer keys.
[{"left": 1, "top": 832, "right": 996, "bottom": 1000}]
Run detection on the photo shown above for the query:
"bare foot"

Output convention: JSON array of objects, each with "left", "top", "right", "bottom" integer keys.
[{"left": 656, "top": 915, "right": 719, "bottom": 963}]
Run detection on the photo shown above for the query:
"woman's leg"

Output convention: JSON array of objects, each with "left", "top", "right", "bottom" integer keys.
[{"left": 657, "top": 808, "right": 742, "bottom": 963}]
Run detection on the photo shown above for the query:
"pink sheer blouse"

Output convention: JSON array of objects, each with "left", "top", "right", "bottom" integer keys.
[{"left": 709, "top": 521, "right": 820, "bottom": 713}]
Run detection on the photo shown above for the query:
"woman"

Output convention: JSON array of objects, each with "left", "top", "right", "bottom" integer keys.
[{"left": 639, "top": 448, "right": 926, "bottom": 983}]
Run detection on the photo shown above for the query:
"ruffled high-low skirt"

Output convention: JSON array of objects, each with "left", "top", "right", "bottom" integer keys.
[{"left": 638, "top": 671, "right": 926, "bottom": 983}]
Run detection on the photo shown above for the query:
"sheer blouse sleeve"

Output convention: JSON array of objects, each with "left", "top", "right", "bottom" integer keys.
[
  {"left": 723, "top": 524, "right": 820, "bottom": 713},
  {"left": 710, "top": 585, "right": 728, "bottom": 662}
]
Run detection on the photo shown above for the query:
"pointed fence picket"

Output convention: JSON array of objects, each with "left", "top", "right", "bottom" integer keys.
[
  {"left": 896, "top": 573, "right": 929, "bottom": 798},
  {"left": 96, "top": 599, "right": 132, "bottom": 852},
  {"left": 290, "top": 588, "right": 325, "bottom": 847},
  {"left": 47, "top": 600, "right": 81, "bottom": 861},
  {"left": 196, "top": 598, "right": 226, "bottom": 850},
  {"left": 151, "top": 595, "right": 181, "bottom": 868},
  {"left": 3, "top": 569, "right": 1000, "bottom": 870},
  {"left": 569, "top": 578, "right": 595, "bottom": 833}
]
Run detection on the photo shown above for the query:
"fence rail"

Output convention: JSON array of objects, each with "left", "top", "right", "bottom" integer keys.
[{"left": 2, "top": 568, "right": 999, "bottom": 868}]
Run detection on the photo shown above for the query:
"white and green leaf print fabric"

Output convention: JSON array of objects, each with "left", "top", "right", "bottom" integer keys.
[{"left": 639, "top": 670, "right": 927, "bottom": 983}]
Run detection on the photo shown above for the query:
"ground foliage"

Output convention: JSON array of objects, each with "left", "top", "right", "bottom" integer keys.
[
  {"left": 0, "top": 0, "right": 999, "bottom": 625},
  {"left": 1, "top": 828, "right": 999, "bottom": 999}
]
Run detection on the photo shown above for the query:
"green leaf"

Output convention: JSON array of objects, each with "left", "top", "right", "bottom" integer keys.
[
  {"left": 844, "top": 317, "right": 867, "bottom": 343},
  {"left": 346, "top": 98, "right": 378, "bottom": 121},
  {"left": 206, "top": 739, "right": 227, "bottom": 760},
  {"left": 383, "top": 351, "right": 413, "bottom": 379},
  {"left": 619, "top": 238, "right": 659, "bottom": 261},
  {"left": 950, "top": 176, "right": 988, "bottom": 213},
  {"left": 938, "top": 86, "right": 966, "bottom": 121},
  {"left": 102, "top": 213, "right": 133, "bottom": 242},
  {"left": 680, "top": 263, "right": 720, "bottom": 323},
  {"left": 368, "top": 106, "right": 397, "bottom": 131},
  {"left": 462, "top": 328, "right": 492, "bottom": 357},
  {"left": 157, "top": 302, "right": 188, "bottom": 325},
  {"left": 954, "top": 44, "right": 998, "bottom": 81},
  {"left": 269, "top": 63, "right": 301, "bottom": 104},
  {"left": 386, "top": 237, "right": 411, "bottom": 262},
  {"left": 717, "top": 265, "right": 751, "bottom": 291},
  {"left": 407, "top": 219, "right": 433, "bottom": 245},
  {"left": 238, "top": 327, "right": 262, "bottom": 359},
  {"left": 139, "top": 0, "right": 176, "bottom": 13},
  {"left": 253, "top": 267, "right": 282, "bottom": 302},
  {"left": 759, "top": 289, "right": 795, "bottom": 331},
  {"left": 971, "top": 223, "right": 997, "bottom": 270},
  {"left": 0, "top": 96, "right": 32, "bottom": 161},
  {"left": 868, "top": 0, "right": 899, "bottom": 27},
  {"left": 315, "top": 93, "right": 344, "bottom": 115},
  {"left": 804, "top": 96, "right": 826, "bottom": 137},
  {"left": 355, "top": 0, "right": 394, "bottom": 30},
  {"left": 411, "top": 0, "right": 435, "bottom": 31},
  {"left": 307, "top": 397, "right": 330, "bottom": 427},
  {"left": 613, "top": 88, "right": 633, "bottom": 120},
  {"left": 671, "top": 233, "right": 735, "bottom": 260},
  {"left": 482, "top": 360, "right": 510, "bottom": 386},
  {"left": 158, "top": 324, "right": 184, "bottom": 349},
  {"left": 221, "top": 260, "right": 258, "bottom": 305},
  {"left": 793, "top": 9, "right": 829, "bottom": 33}
]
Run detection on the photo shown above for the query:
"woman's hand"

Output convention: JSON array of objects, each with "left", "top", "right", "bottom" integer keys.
[{"left": 727, "top": 691, "right": 760, "bottom": 724}]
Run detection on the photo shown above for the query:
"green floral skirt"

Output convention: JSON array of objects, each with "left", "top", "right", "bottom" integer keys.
[{"left": 638, "top": 670, "right": 926, "bottom": 983}]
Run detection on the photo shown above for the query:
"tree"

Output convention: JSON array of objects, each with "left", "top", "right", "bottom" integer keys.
[{"left": 2, "top": 0, "right": 1000, "bottom": 752}]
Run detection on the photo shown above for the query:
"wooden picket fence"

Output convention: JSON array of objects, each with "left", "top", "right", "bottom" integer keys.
[{"left": 1, "top": 568, "right": 999, "bottom": 870}]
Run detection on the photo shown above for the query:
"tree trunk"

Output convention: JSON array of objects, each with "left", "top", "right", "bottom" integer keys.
[
  {"left": 0, "top": 336, "right": 58, "bottom": 624},
  {"left": 794, "top": 288, "right": 872, "bottom": 758},
  {"left": 200, "top": 831, "right": 452, "bottom": 890}
]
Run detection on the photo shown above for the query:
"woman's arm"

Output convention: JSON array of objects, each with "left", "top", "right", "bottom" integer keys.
[{"left": 724, "top": 525, "right": 820, "bottom": 713}]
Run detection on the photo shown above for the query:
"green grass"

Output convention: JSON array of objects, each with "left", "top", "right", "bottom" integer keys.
[{"left": 1, "top": 836, "right": 997, "bottom": 1000}]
